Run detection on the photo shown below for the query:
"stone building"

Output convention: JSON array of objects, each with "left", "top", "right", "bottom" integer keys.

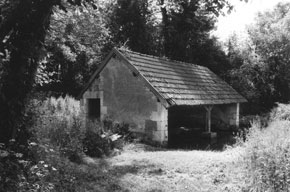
[{"left": 78, "top": 48, "right": 247, "bottom": 146}]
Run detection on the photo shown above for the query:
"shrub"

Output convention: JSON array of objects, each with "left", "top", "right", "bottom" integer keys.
[
  {"left": 270, "top": 102, "right": 290, "bottom": 121},
  {"left": 112, "top": 123, "right": 131, "bottom": 139},
  {"left": 0, "top": 143, "right": 24, "bottom": 192},
  {"left": 103, "top": 118, "right": 134, "bottom": 142},
  {"left": 110, "top": 123, "right": 134, "bottom": 149},
  {"left": 0, "top": 141, "right": 57, "bottom": 192},
  {"left": 242, "top": 107, "right": 290, "bottom": 191},
  {"left": 86, "top": 117, "right": 134, "bottom": 152},
  {"left": 83, "top": 130, "right": 112, "bottom": 158}
]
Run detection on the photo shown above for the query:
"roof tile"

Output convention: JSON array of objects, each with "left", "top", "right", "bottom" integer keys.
[{"left": 119, "top": 49, "right": 247, "bottom": 106}]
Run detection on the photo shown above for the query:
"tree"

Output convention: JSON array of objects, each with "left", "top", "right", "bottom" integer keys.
[
  {"left": 157, "top": 0, "right": 232, "bottom": 73},
  {"left": 39, "top": 3, "right": 110, "bottom": 96},
  {"left": 107, "top": 0, "right": 160, "bottom": 55},
  {"left": 225, "top": 34, "right": 267, "bottom": 113},
  {"left": 0, "top": 0, "right": 239, "bottom": 143},
  {"left": 0, "top": 0, "right": 95, "bottom": 144},
  {"left": 226, "top": 2, "right": 290, "bottom": 113},
  {"left": 108, "top": 0, "right": 232, "bottom": 74},
  {"left": 248, "top": 2, "right": 290, "bottom": 104}
]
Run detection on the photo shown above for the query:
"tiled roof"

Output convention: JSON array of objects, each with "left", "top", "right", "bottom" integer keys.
[
  {"left": 118, "top": 49, "right": 247, "bottom": 106},
  {"left": 79, "top": 48, "right": 247, "bottom": 106}
]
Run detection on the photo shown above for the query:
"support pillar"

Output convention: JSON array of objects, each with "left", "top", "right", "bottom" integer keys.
[
  {"left": 205, "top": 105, "right": 213, "bottom": 132},
  {"left": 236, "top": 103, "right": 240, "bottom": 128},
  {"left": 202, "top": 105, "right": 216, "bottom": 144}
]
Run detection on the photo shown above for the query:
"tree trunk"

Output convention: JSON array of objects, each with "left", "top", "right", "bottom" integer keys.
[
  {"left": 0, "top": 0, "right": 55, "bottom": 144},
  {"left": 159, "top": 0, "right": 170, "bottom": 57}
]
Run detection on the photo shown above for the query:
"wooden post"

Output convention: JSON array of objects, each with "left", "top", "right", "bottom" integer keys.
[
  {"left": 236, "top": 103, "right": 240, "bottom": 128},
  {"left": 204, "top": 105, "right": 213, "bottom": 133},
  {"left": 205, "top": 110, "right": 208, "bottom": 130},
  {"left": 208, "top": 107, "right": 212, "bottom": 132}
]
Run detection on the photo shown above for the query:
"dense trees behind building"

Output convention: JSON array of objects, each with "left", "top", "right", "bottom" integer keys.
[
  {"left": 39, "top": 0, "right": 232, "bottom": 96},
  {"left": 227, "top": 2, "right": 290, "bottom": 113},
  {"left": 1, "top": 0, "right": 290, "bottom": 143}
]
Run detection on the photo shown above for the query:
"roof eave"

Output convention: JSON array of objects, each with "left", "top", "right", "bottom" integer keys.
[{"left": 77, "top": 49, "right": 117, "bottom": 99}]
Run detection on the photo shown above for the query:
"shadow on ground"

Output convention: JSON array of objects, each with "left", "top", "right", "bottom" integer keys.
[
  {"left": 168, "top": 130, "right": 237, "bottom": 151},
  {"left": 128, "top": 129, "right": 237, "bottom": 152},
  {"left": 80, "top": 156, "right": 157, "bottom": 192}
]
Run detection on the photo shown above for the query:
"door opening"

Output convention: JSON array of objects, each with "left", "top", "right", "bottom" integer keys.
[{"left": 87, "top": 99, "right": 101, "bottom": 120}]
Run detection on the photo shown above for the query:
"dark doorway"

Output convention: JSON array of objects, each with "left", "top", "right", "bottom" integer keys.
[
  {"left": 168, "top": 105, "right": 237, "bottom": 150},
  {"left": 168, "top": 106, "right": 205, "bottom": 148},
  {"left": 87, "top": 99, "right": 101, "bottom": 120}
]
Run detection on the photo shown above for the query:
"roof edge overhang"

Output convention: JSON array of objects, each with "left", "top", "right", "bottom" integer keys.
[
  {"left": 167, "top": 101, "right": 247, "bottom": 108},
  {"left": 77, "top": 49, "right": 117, "bottom": 99}
]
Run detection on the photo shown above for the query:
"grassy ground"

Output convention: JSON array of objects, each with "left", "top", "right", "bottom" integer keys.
[{"left": 82, "top": 143, "right": 247, "bottom": 192}]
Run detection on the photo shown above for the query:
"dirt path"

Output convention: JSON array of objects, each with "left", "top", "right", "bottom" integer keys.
[{"left": 96, "top": 144, "right": 247, "bottom": 192}]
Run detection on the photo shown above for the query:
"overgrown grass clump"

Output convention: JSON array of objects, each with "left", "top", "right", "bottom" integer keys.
[
  {"left": 32, "top": 96, "right": 128, "bottom": 160},
  {"left": 241, "top": 103, "right": 290, "bottom": 191},
  {"left": 32, "top": 96, "right": 86, "bottom": 163}
]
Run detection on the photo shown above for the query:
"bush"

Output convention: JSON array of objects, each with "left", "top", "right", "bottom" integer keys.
[
  {"left": 270, "top": 102, "right": 290, "bottom": 121},
  {"left": 83, "top": 130, "right": 112, "bottom": 158},
  {"left": 103, "top": 117, "right": 134, "bottom": 143},
  {"left": 241, "top": 104, "right": 290, "bottom": 191},
  {"left": 82, "top": 120, "right": 132, "bottom": 157},
  {"left": 0, "top": 143, "right": 24, "bottom": 192},
  {"left": 0, "top": 141, "right": 59, "bottom": 192},
  {"left": 112, "top": 123, "right": 131, "bottom": 140}
]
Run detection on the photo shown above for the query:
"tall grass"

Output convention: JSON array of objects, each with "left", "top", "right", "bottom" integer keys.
[
  {"left": 32, "top": 95, "right": 131, "bottom": 159},
  {"left": 22, "top": 95, "right": 120, "bottom": 191},
  {"left": 241, "top": 103, "right": 290, "bottom": 191},
  {"left": 32, "top": 96, "right": 85, "bottom": 162}
]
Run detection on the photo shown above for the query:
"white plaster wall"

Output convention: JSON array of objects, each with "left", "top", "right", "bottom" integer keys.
[{"left": 81, "top": 57, "right": 168, "bottom": 145}]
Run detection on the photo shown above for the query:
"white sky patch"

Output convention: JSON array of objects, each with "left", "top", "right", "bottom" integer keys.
[{"left": 213, "top": 0, "right": 290, "bottom": 42}]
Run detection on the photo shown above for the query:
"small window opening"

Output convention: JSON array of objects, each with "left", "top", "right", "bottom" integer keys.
[{"left": 132, "top": 72, "right": 138, "bottom": 77}]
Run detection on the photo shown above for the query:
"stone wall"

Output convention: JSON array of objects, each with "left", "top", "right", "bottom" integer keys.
[{"left": 146, "top": 102, "right": 168, "bottom": 145}]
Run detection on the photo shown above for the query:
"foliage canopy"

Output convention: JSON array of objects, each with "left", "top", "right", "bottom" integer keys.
[{"left": 226, "top": 2, "right": 290, "bottom": 113}]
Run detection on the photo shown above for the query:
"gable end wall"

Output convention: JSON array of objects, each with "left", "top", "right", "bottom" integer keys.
[{"left": 80, "top": 57, "right": 168, "bottom": 145}]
